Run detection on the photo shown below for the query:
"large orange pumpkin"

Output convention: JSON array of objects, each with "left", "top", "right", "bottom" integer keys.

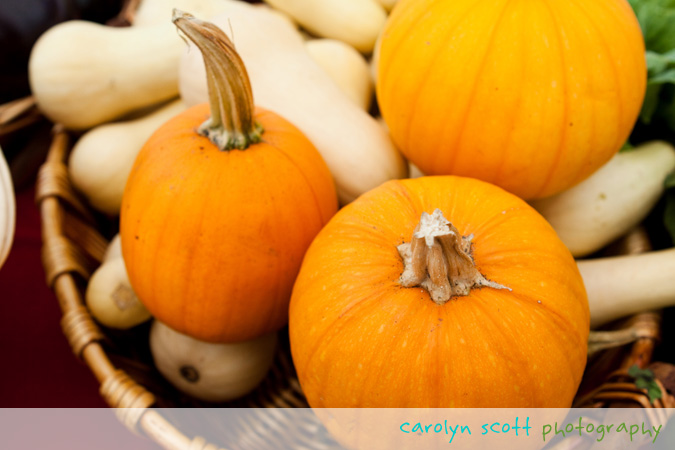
[
  {"left": 289, "top": 176, "right": 589, "bottom": 407},
  {"left": 120, "top": 12, "right": 337, "bottom": 342},
  {"left": 377, "top": 0, "right": 646, "bottom": 199}
]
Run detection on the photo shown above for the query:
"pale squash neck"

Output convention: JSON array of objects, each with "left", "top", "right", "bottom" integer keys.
[
  {"left": 398, "top": 209, "right": 508, "bottom": 304},
  {"left": 172, "top": 9, "right": 263, "bottom": 151}
]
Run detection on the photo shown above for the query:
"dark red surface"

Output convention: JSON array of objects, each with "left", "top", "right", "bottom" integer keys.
[
  {"left": 0, "top": 186, "right": 162, "bottom": 448},
  {"left": 0, "top": 185, "right": 106, "bottom": 407}
]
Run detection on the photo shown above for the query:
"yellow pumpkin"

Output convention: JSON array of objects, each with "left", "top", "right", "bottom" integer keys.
[{"left": 377, "top": 0, "right": 646, "bottom": 199}]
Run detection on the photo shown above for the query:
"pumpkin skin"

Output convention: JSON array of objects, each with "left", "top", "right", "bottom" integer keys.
[
  {"left": 289, "top": 176, "right": 589, "bottom": 407},
  {"left": 377, "top": 0, "right": 646, "bottom": 199},
  {"left": 120, "top": 103, "right": 338, "bottom": 342}
]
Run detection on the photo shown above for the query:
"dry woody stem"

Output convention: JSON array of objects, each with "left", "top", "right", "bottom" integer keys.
[
  {"left": 172, "top": 9, "right": 263, "bottom": 150},
  {"left": 398, "top": 209, "right": 508, "bottom": 305}
]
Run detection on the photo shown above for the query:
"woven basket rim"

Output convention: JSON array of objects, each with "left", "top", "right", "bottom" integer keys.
[
  {"left": 36, "top": 126, "right": 329, "bottom": 450},
  {"left": 34, "top": 124, "right": 673, "bottom": 449}
]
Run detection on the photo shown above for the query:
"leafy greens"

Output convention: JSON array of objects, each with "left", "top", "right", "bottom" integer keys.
[{"left": 629, "top": 0, "right": 675, "bottom": 243}]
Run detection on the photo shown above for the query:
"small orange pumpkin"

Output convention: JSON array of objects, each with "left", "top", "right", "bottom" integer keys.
[
  {"left": 290, "top": 176, "right": 589, "bottom": 407},
  {"left": 377, "top": 0, "right": 646, "bottom": 199},
  {"left": 120, "top": 11, "right": 337, "bottom": 343}
]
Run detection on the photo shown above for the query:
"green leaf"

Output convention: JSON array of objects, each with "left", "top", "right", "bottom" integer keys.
[
  {"left": 609, "top": 2, "right": 675, "bottom": 246},
  {"left": 619, "top": 141, "right": 635, "bottom": 152},
  {"left": 629, "top": 0, "right": 675, "bottom": 54},
  {"left": 629, "top": 1, "right": 675, "bottom": 134},
  {"left": 666, "top": 172, "right": 675, "bottom": 188},
  {"left": 648, "top": 386, "right": 664, "bottom": 403},
  {"left": 640, "top": 84, "right": 663, "bottom": 123},
  {"left": 659, "top": 86, "right": 675, "bottom": 130},
  {"left": 628, "top": 364, "right": 664, "bottom": 404},
  {"left": 636, "top": 378, "right": 651, "bottom": 390},
  {"left": 665, "top": 190, "right": 675, "bottom": 244},
  {"left": 649, "top": 68, "right": 675, "bottom": 84},
  {"left": 646, "top": 51, "right": 666, "bottom": 74},
  {"left": 628, "top": 364, "right": 655, "bottom": 380},
  {"left": 646, "top": 51, "right": 675, "bottom": 75}
]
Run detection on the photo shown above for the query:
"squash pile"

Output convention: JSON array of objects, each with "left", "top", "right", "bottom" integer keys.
[{"left": 24, "top": 0, "right": 675, "bottom": 415}]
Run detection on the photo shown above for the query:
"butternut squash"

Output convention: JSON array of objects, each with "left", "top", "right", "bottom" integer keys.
[
  {"left": 29, "top": 21, "right": 182, "bottom": 129},
  {"left": 133, "top": 0, "right": 296, "bottom": 28},
  {"left": 305, "top": 39, "right": 373, "bottom": 111},
  {"left": 0, "top": 148, "right": 14, "bottom": 269},
  {"left": 531, "top": 142, "right": 675, "bottom": 257},
  {"left": 150, "top": 320, "right": 276, "bottom": 402},
  {"left": 86, "top": 258, "right": 151, "bottom": 330},
  {"left": 408, "top": 162, "right": 424, "bottom": 179},
  {"left": 69, "top": 99, "right": 185, "bottom": 216},
  {"left": 579, "top": 248, "right": 675, "bottom": 328},
  {"left": 262, "top": 0, "right": 387, "bottom": 53},
  {"left": 179, "top": 5, "right": 406, "bottom": 203},
  {"left": 103, "top": 234, "right": 122, "bottom": 263}
]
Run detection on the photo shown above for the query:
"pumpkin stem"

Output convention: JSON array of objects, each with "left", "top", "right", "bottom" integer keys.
[
  {"left": 172, "top": 9, "right": 263, "bottom": 151},
  {"left": 398, "top": 209, "right": 509, "bottom": 305}
]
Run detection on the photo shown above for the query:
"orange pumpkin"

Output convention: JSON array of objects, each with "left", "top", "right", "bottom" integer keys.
[
  {"left": 377, "top": 0, "right": 646, "bottom": 199},
  {"left": 120, "top": 11, "right": 337, "bottom": 343},
  {"left": 289, "top": 176, "right": 589, "bottom": 407}
]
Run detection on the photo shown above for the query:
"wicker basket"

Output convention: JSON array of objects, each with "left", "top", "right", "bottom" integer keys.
[
  {"left": 27, "top": 120, "right": 675, "bottom": 448},
  {"left": 0, "top": 2, "right": 670, "bottom": 449},
  {"left": 34, "top": 125, "right": 345, "bottom": 450},
  {"left": 2, "top": 1, "right": 674, "bottom": 439}
]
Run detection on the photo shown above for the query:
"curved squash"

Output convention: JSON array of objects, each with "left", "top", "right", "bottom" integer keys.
[
  {"left": 133, "top": 0, "right": 296, "bottom": 27},
  {"left": 69, "top": 99, "right": 185, "bottom": 216},
  {"left": 531, "top": 141, "right": 675, "bottom": 257},
  {"left": 86, "top": 258, "right": 151, "bottom": 330},
  {"left": 29, "top": 21, "right": 182, "bottom": 129},
  {"left": 305, "top": 39, "right": 373, "bottom": 111},
  {"left": 179, "top": 4, "right": 406, "bottom": 203},
  {"left": 150, "top": 321, "right": 276, "bottom": 402},
  {"left": 262, "top": 0, "right": 387, "bottom": 53},
  {"left": 0, "top": 148, "right": 15, "bottom": 269}
]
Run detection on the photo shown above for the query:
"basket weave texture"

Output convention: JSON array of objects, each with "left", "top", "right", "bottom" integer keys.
[
  {"left": 34, "top": 122, "right": 675, "bottom": 449},
  {"left": 1, "top": 1, "right": 667, "bottom": 448},
  {"left": 36, "top": 125, "right": 344, "bottom": 450}
]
